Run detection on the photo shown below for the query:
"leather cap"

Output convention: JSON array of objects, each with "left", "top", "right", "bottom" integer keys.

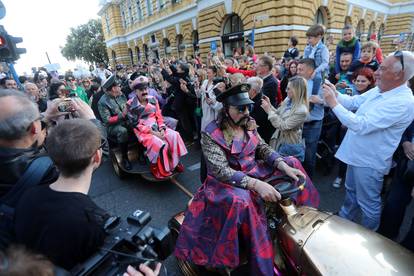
[{"left": 216, "top": 83, "right": 254, "bottom": 106}]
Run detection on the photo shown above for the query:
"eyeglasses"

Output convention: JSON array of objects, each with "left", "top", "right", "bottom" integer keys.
[
  {"left": 232, "top": 104, "right": 253, "bottom": 113},
  {"left": 394, "top": 51, "right": 405, "bottom": 71}
]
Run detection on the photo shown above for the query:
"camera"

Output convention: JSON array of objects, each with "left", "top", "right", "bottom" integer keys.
[{"left": 71, "top": 209, "right": 174, "bottom": 276}]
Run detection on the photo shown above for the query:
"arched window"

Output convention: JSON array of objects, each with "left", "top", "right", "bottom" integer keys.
[
  {"left": 163, "top": 38, "right": 171, "bottom": 56},
  {"left": 135, "top": 46, "right": 140, "bottom": 63},
  {"left": 222, "top": 14, "right": 244, "bottom": 57},
  {"left": 129, "top": 48, "right": 134, "bottom": 64},
  {"left": 356, "top": 20, "right": 365, "bottom": 40},
  {"left": 314, "top": 7, "right": 327, "bottom": 25},
  {"left": 344, "top": 16, "right": 352, "bottom": 27},
  {"left": 378, "top": 23, "right": 385, "bottom": 41},
  {"left": 176, "top": 34, "right": 184, "bottom": 56},
  {"left": 143, "top": 44, "right": 149, "bottom": 61},
  {"left": 111, "top": 50, "right": 117, "bottom": 64},
  {"left": 367, "top": 22, "right": 376, "bottom": 41},
  {"left": 192, "top": 30, "right": 199, "bottom": 54}
]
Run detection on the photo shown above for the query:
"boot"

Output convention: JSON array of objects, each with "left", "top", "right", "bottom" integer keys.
[{"left": 120, "top": 143, "right": 132, "bottom": 170}]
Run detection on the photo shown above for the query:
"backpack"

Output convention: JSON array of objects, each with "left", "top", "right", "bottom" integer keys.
[{"left": 0, "top": 156, "right": 53, "bottom": 250}]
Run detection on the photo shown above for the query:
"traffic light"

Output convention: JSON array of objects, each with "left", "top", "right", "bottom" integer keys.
[{"left": 0, "top": 25, "right": 26, "bottom": 62}]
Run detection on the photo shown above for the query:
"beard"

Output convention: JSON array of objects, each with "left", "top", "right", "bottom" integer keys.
[{"left": 235, "top": 115, "right": 250, "bottom": 126}]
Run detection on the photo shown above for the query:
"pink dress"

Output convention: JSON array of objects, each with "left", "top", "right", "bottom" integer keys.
[{"left": 127, "top": 96, "right": 187, "bottom": 178}]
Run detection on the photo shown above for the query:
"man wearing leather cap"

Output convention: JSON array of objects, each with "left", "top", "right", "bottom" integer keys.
[
  {"left": 175, "top": 84, "right": 319, "bottom": 275},
  {"left": 98, "top": 75, "right": 131, "bottom": 170}
]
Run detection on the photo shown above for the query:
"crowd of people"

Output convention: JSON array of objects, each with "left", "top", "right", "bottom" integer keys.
[{"left": 1, "top": 22, "right": 414, "bottom": 275}]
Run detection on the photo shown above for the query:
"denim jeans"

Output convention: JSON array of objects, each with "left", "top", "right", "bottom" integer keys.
[
  {"left": 303, "top": 120, "right": 323, "bottom": 178},
  {"left": 339, "top": 165, "right": 384, "bottom": 231}
]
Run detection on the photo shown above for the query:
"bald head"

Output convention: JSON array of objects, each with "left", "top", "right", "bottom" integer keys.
[{"left": 0, "top": 89, "right": 39, "bottom": 141}]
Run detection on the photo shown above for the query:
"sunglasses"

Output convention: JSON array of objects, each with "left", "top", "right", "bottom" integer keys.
[
  {"left": 394, "top": 51, "right": 404, "bottom": 71},
  {"left": 232, "top": 104, "right": 253, "bottom": 113}
]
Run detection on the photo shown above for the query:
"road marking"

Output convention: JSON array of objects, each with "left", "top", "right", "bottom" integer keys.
[{"left": 188, "top": 162, "right": 201, "bottom": 171}]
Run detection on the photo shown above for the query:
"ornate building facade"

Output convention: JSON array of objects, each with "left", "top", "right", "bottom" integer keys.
[{"left": 98, "top": 0, "right": 414, "bottom": 66}]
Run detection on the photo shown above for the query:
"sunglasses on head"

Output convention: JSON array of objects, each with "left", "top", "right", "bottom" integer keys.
[
  {"left": 233, "top": 104, "right": 253, "bottom": 113},
  {"left": 394, "top": 51, "right": 404, "bottom": 71}
]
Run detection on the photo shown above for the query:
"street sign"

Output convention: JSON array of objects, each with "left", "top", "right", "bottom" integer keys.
[
  {"left": 255, "top": 14, "right": 269, "bottom": 22},
  {"left": 210, "top": 41, "right": 217, "bottom": 53}
]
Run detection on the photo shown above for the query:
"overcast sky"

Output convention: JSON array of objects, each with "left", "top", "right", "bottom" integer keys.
[{"left": 1, "top": 0, "right": 101, "bottom": 75}]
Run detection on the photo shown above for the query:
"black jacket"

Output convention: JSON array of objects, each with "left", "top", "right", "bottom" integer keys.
[
  {"left": 250, "top": 92, "right": 275, "bottom": 144},
  {"left": 261, "top": 74, "right": 279, "bottom": 107}
]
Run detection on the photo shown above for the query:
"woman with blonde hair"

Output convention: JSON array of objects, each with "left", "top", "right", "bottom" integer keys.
[{"left": 261, "top": 76, "right": 309, "bottom": 161}]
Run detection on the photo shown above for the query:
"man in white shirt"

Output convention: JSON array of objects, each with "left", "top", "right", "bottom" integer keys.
[{"left": 323, "top": 51, "right": 414, "bottom": 231}]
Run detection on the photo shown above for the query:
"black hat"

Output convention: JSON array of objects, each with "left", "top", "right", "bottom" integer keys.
[
  {"left": 216, "top": 83, "right": 254, "bottom": 106},
  {"left": 102, "top": 75, "right": 119, "bottom": 91}
]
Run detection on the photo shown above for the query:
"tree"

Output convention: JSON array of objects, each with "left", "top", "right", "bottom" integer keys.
[{"left": 61, "top": 19, "right": 108, "bottom": 64}]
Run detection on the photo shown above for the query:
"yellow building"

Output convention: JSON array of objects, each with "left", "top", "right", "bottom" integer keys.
[{"left": 98, "top": 0, "right": 414, "bottom": 66}]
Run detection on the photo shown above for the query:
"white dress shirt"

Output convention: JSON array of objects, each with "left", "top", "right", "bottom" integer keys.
[{"left": 333, "top": 84, "right": 414, "bottom": 174}]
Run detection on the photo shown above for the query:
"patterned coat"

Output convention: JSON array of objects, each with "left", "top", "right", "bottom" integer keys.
[
  {"left": 175, "top": 120, "right": 319, "bottom": 275},
  {"left": 127, "top": 96, "right": 187, "bottom": 178}
]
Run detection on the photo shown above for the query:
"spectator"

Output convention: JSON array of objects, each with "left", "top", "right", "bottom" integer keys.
[
  {"left": 335, "top": 25, "right": 361, "bottom": 74},
  {"left": 280, "top": 60, "right": 298, "bottom": 99},
  {"left": 322, "top": 51, "right": 414, "bottom": 231},
  {"left": 257, "top": 55, "right": 282, "bottom": 108},
  {"left": 283, "top": 36, "right": 299, "bottom": 61},
  {"left": 66, "top": 75, "right": 89, "bottom": 103},
  {"left": 347, "top": 42, "right": 379, "bottom": 82},
  {"left": 245, "top": 45, "right": 257, "bottom": 63},
  {"left": 24, "top": 82, "right": 47, "bottom": 112},
  {"left": 304, "top": 24, "right": 330, "bottom": 79},
  {"left": 247, "top": 76, "right": 275, "bottom": 143},
  {"left": 331, "top": 67, "right": 375, "bottom": 189},
  {"left": 330, "top": 52, "right": 353, "bottom": 94},
  {"left": 93, "top": 63, "right": 112, "bottom": 83},
  {"left": 48, "top": 82, "right": 68, "bottom": 100},
  {"left": 369, "top": 33, "right": 384, "bottom": 64},
  {"left": 261, "top": 76, "right": 308, "bottom": 161},
  {"left": 1, "top": 78, "right": 18, "bottom": 90},
  {"left": 14, "top": 119, "right": 107, "bottom": 270},
  {"left": 297, "top": 58, "right": 324, "bottom": 177}
]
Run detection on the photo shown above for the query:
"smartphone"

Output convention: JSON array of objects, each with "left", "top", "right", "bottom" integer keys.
[
  {"left": 57, "top": 99, "right": 73, "bottom": 113},
  {"left": 345, "top": 87, "right": 353, "bottom": 96}
]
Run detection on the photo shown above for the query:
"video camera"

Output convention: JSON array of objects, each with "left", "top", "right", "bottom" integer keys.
[{"left": 71, "top": 209, "right": 174, "bottom": 276}]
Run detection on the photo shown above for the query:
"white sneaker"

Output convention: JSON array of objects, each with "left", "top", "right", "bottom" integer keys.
[{"left": 332, "top": 177, "right": 342, "bottom": 188}]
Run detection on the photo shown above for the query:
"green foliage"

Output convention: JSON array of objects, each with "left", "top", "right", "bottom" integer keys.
[{"left": 61, "top": 19, "right": 108, "bottom": 64}]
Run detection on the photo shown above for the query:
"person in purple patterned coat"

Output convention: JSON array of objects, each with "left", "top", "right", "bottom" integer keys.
[{"left": 174, "top": 84, "right": 320, "bottom": 275}]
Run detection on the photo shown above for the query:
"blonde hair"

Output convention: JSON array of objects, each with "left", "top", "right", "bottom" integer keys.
[
  {"left": 229, "top": 73, "right": 245, "bottom": 86},
  {"left": 286, "top": 76, "right": 309, "bottom": 111}
]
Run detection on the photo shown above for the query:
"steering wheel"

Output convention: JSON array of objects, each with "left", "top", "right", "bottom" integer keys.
[{"left": 264, "top": 175, "right": 306, "bottom": 199}]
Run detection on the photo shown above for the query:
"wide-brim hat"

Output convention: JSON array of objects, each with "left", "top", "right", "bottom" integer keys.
[{"left": 216, "top": 83, "right": 254, "bottom": 106}]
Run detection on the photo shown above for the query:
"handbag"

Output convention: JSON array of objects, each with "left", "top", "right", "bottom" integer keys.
[{"left": 278, "top": 142, "right": 305, "bottom": 162}]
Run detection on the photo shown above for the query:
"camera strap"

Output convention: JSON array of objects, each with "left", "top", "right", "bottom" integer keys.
[{"left": 0, "top": 156, "right": 53, "bottom": 218}]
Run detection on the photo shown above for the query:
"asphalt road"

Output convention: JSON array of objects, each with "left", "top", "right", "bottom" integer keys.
[{"left": 89, "top": 144, "right": 414, "bottom": 276}]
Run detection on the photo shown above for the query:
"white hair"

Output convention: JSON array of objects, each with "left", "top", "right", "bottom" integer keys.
[
  {"left": 247, "top": 77, "right": 263, "bottom": 92},
  {"left": 389, "top": 51, "right": 414, "bottom": 82}
]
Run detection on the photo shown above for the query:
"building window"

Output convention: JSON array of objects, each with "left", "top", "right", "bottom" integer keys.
[
  {"left": 367, "top": 22, "right": 375, "bottom": 41},
  {"left": 158, "top": 0, "right": 165, "bottom": 10},
  {"left": 151, "top": 34, "right": 156, "bottom": 43},
  {"left": 344, "top": 16, "right": 352, "bottom": 27},
  {"left": 314, "top": 7, "right": 327, "bottom": 26},
  {"left": 143, "top": 44, "right": 149, "bottom": 60},
  {"left": 129, "top": 48, "right": 134, "bottom": 64},
  {"left": 128, "top": 6, "right": 134, "bottom": 24},
  {"left": 172, "top": 0, "right": 181, "bottom": 4},
  {"left": 164, "top": 38, "right": 171, "bottom": 56},
  {"left": 356, "top": 19, "right": 364, "bottom": 40},
  {"left": 192, "top": 30, "right": 199, "bottom": 54},
  {"left": 112, "top": 50, "right": 117, "bottom": 63},
  {"left": 121, "top": 10, "right": 127, "bottom": 28},
  {"left": 136, "top": 1, "right": 143, "bottom": 21},
  {"left": 378, "top": 23, "right": 385, "bottom": 41},
  {"left": 222, "top": 14, "right": 244, "bottom": 57},
  {"left": 146, "top": 0, "right": 152, "bottom": 16},
  {"left": 135, "top": 46, "right": 141, "bottom": 62},
  {"left": 176, "top": 34, "right": 184, "bottom": 56},
  {"left": 105, "top": 13, "right": 111, "bottom": 35}
]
